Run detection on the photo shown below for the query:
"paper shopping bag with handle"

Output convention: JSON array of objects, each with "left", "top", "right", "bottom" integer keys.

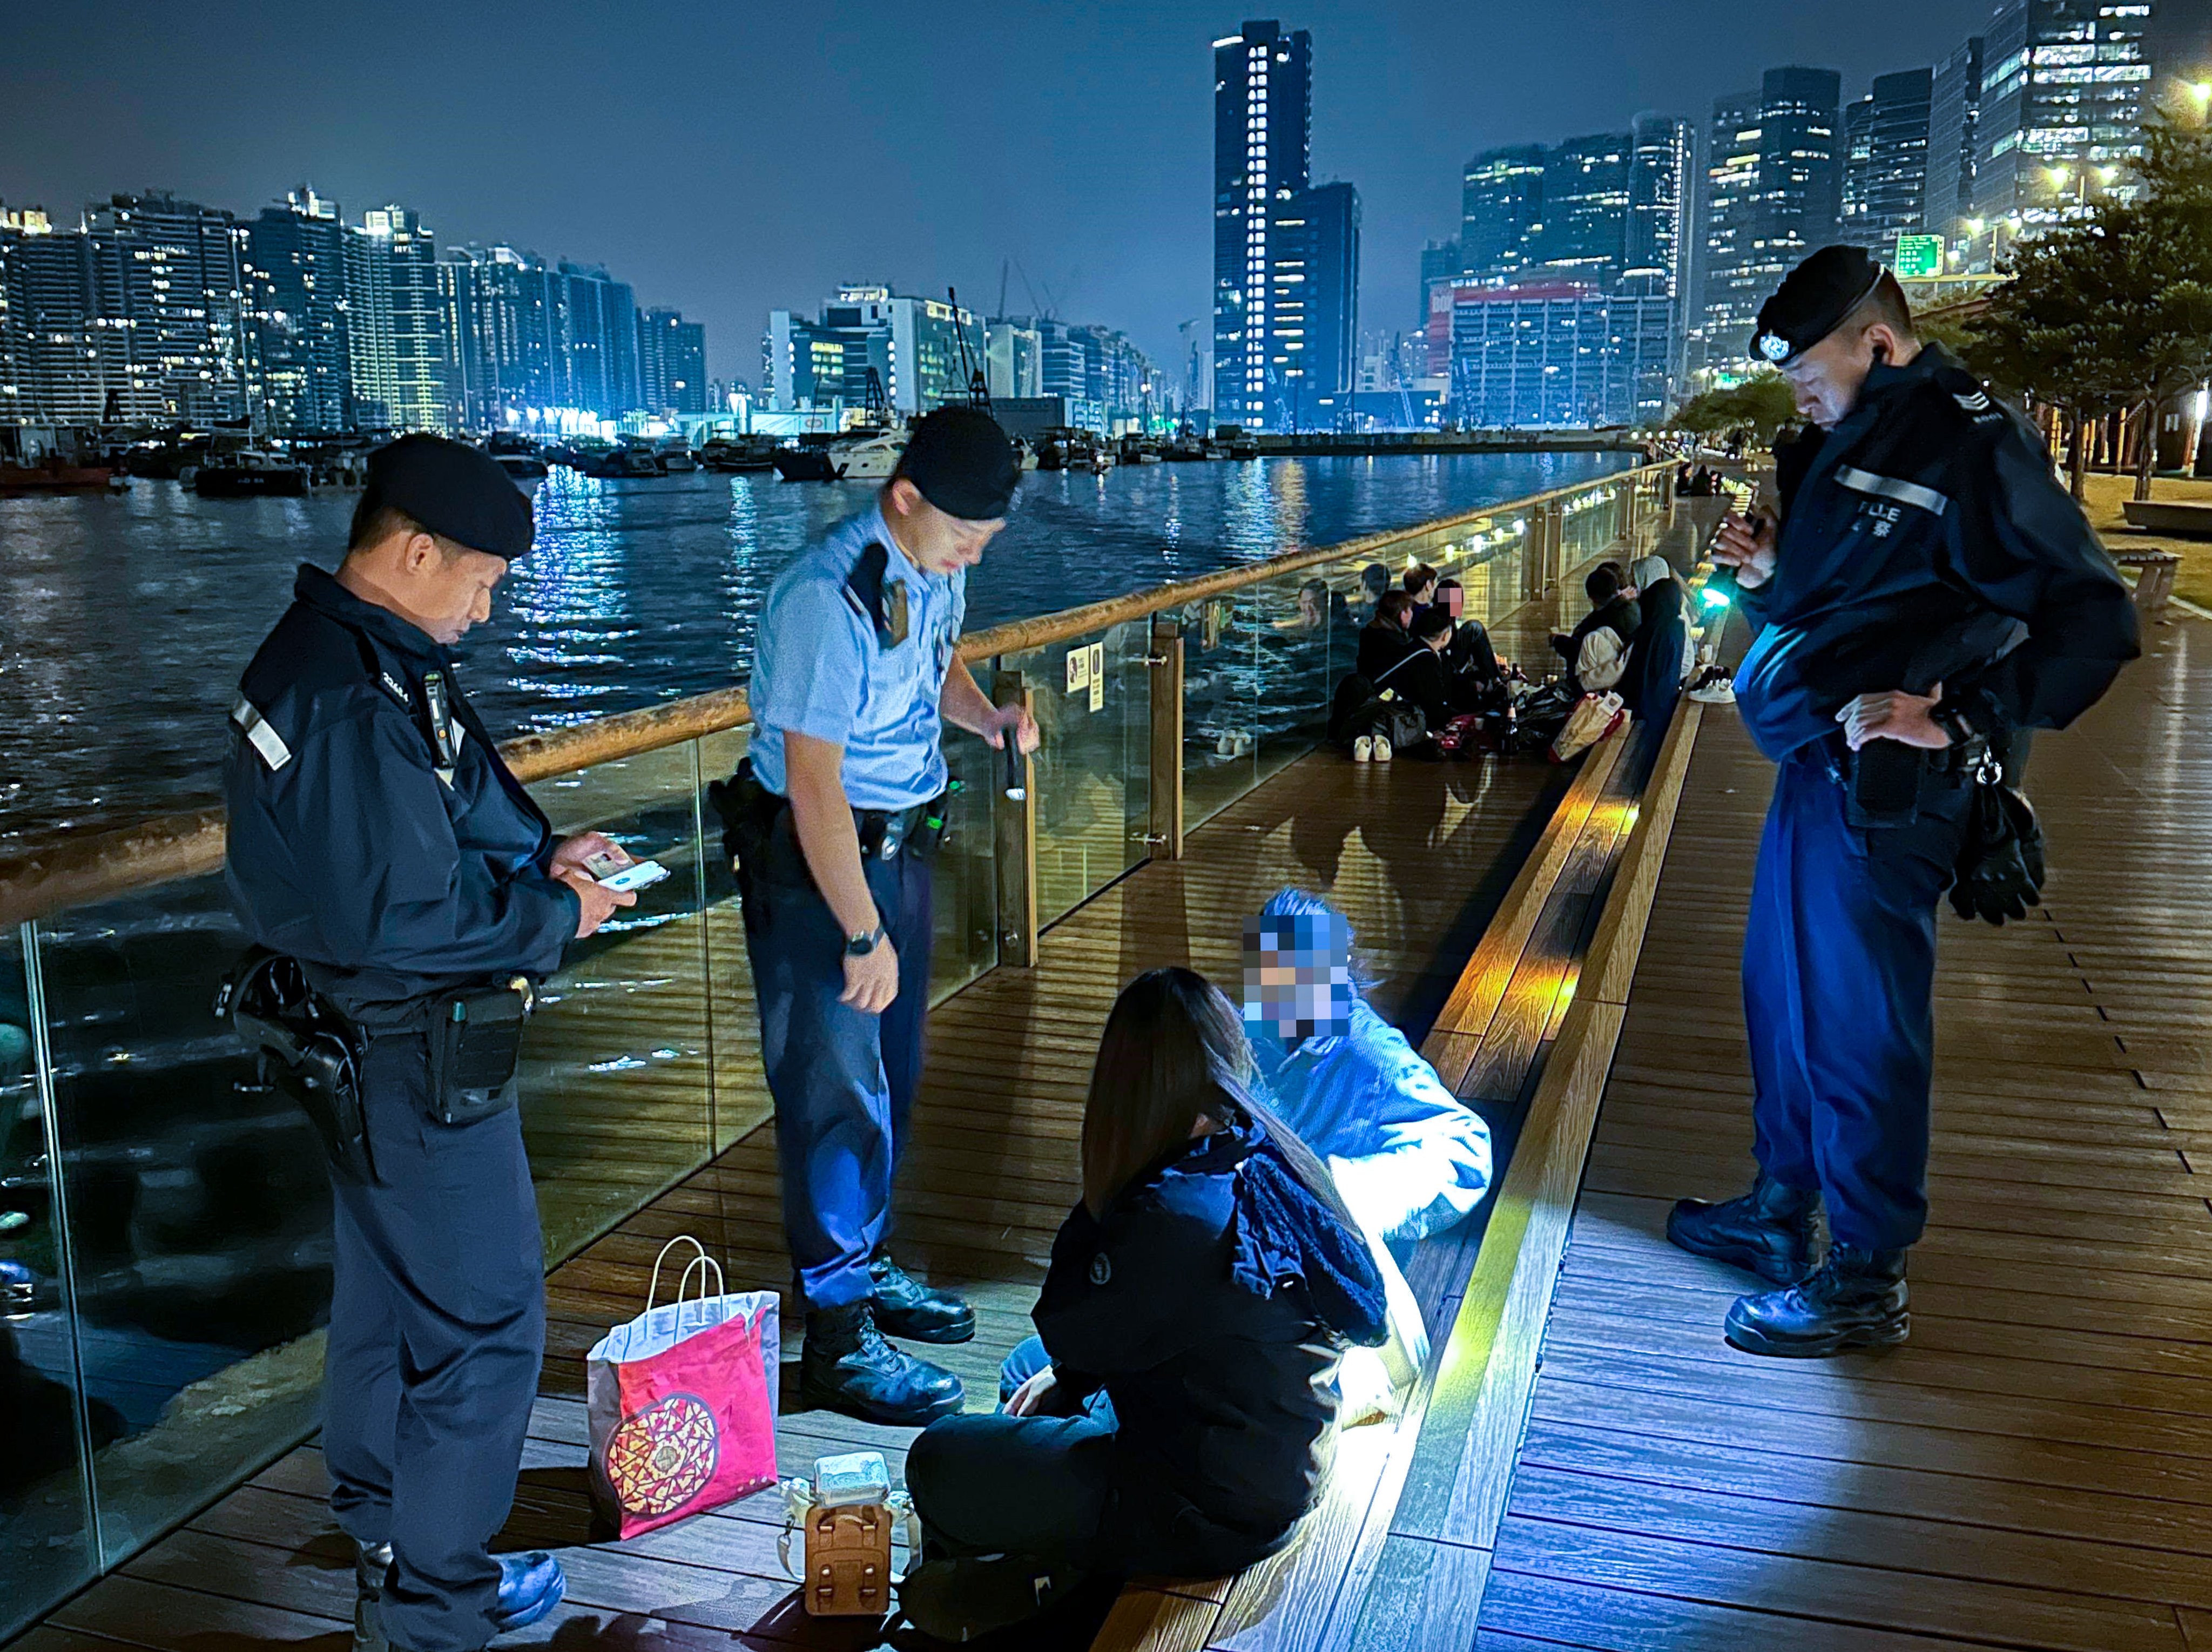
[{"left": 586, "top": 1236, "right": 780, "bottom": 1539}]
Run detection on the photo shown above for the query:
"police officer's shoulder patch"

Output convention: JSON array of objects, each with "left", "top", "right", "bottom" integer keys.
[{"left": 1925, "top": 361, "right": 2011, "bottom": 433}]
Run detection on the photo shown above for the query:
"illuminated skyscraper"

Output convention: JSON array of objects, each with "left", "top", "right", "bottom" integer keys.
[
  {"left": 1460, "top": 146, "right": 1547, "bottom": 282},
  {"left": 1974, "top": 0, "right": 2155, "bottom": 230},
  {"left": 1694, "top": 68, "right": 1842, "bottom": 380},
  {"left": 345, "top": 205, "right": 448, "bottom": 431},
  {"left": 1269, "top": 178, "right": 1358, "bottom": 430},
  {"left": 1623, "top": 114, "right": 1695, "bottom": 300},
  {"left": 1212, "top": 18, "right": 1313, "bottom": 428},
  {"left": 1927, "top": 38, "right": 1986, "bottom": 252},
  {"left": 637, "top": 307, "right": 707, "bottom": 416},
  {"left": 1536, "top": 133, "right": 1633, "bottom": 288},
  {"left": 244, "top": 187, "right": 350, "bottom": 434},
  {"left": 83, "top": 191, "right": 256, "bottom": 423},
  {"left": 0, "top": 205, "right": 103, "bottom": 424},
  {"left": 1842, "top": 68, "right": 1935, "bottom": 259}
]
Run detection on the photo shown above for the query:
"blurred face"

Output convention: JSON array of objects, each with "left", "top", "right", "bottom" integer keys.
[
  {"left": 885, "top": 477, "right": 1003, "bottom": 575},
  {"left": 1242, "top": 912, "right": 1354, "bottom": 1043},
  {"left": 1438, "top": 585, "right": 1465, "bottom": 618}
]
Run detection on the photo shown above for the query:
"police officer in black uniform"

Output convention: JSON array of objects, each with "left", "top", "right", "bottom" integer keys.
[
  {"left": 1668, "top": 246, "right": 2139, "bottom": 1357},
  {"left": 224, "top": 436, "right": 637, "bottom": 1651}
]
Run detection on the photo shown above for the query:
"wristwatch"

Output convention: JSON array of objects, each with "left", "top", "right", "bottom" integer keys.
[{"left": 844, "top": 925, "right": 886, "bottom": 959}]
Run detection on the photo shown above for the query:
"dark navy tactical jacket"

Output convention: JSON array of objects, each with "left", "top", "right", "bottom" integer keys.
[
  {"left": 223, "top": 565, "right": 578, "bottom": 1022},
  {"left": 1734, "top": 345, "right": 2140, "bottom": 764}
]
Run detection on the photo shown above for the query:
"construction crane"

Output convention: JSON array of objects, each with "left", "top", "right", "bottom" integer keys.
[{"left": 947, "top": 287, "right": 990, "bottom": 410}]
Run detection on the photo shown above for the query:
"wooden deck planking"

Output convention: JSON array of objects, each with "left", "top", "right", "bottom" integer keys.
[
  {"left": 12, "top": 502, "right": 1678, "bottom": 1651},
  {"left": 1482, "top": 610, "right": 2212, "bottom": 1651}
]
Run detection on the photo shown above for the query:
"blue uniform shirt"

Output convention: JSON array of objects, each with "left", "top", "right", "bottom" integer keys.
[
  {"left": 223, "top": 565, "right": 578, "bottom": 1023},
  {"left": 748, "top": 501, "right": 968, "bottom": 811}
]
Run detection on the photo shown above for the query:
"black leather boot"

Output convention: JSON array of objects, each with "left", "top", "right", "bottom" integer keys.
[
  {"left": 801, "top": 1301, "right": 966, "bottom": 1425},
  {"left": 869, "top": 1248, "right": 976, "bottom": 1344},
  {"left": 352, "top": 1540, "right": 392, "bottom": 1652},
  {"left": 1724, "top": 1245, "right": 1910, "bottom": 1358},
  {"left": 1667, "top": 1171, "right": 1820, "bottom": 1284}
]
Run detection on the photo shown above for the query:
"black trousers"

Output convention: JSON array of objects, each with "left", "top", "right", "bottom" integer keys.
[{"left": 322, "top": 1034, "right": 544, "bottom": 1652}]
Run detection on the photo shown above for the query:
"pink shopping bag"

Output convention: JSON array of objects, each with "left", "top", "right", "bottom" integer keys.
[{"left": 586, "top": 1236, "right": 779, "bottom": 1539}]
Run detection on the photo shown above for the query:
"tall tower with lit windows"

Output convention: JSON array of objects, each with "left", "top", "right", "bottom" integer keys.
[{"left": 1212, "top": 19, "right": 1312, "bottom": 430}]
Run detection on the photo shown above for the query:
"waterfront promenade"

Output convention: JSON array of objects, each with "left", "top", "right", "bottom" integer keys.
[{"left": 16, "top": 498, "right": 2207, "bottom": 1652}]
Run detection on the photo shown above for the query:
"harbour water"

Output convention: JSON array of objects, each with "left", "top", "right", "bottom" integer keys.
[{"left": 0, "top": 450, "right": 1629, "bottom": 846}]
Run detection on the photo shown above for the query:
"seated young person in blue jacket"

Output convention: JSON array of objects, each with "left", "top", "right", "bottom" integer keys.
[
  {"left": 1243, "top": 888, "right": 1493, "bottom": 1246},
  {"left": 904, "top": 967, "right": 1388, "bottom": 1592}
]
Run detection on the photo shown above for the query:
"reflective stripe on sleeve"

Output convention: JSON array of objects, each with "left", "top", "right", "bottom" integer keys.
[
  {"left": 230, "top": 695, "right": 293, "bottom": 772},
  {"left": 1835, "top": 465, "right": 1948, "bottom": 516}
]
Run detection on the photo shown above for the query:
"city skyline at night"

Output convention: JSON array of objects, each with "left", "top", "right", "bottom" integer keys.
[{"left": 3, "top": 0, "right": 2032, "bottom": 389}]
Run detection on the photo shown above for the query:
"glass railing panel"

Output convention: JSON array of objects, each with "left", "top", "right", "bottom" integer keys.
[
  {"left": 1180, "top": 592, "right": 1261, "bottom": 832},
  {"left": 523, "top": 741, "right": 717, "bottom": 1260},
  {"left": 932, "top": 734, "right": 1002, "bottom": 989},
  {"left": 1245, "top": 565, "right": 1351, "bottom": 788},
  {"left": 33, "top": 872, "right": 327, "bottom": 1569},
  {"left": 2, "top": 921, "right": 97, "bottom": 1638},
  {"left": 1001, "top": 623, "right": 1154, "bottom": 926}
]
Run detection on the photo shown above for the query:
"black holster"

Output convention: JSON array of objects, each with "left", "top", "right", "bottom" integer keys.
[
  {"left": 217, "top": 951, "right": 375, "bottom": 1182},
  {"left": 706, "top": 756, "right": 784, "bottom": 899}
]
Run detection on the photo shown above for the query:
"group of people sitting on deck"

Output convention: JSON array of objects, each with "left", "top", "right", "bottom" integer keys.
[
  {"left": 1334, "top": 563, "right": 1512, "bottom": 749},
  {"left": 895, "top": 888, "right": 1493, "bottom": 1643}
]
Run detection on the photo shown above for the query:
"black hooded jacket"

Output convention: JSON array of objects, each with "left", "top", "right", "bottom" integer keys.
[{"left": 1034, "top": 1117, "right": 1387, "bottom": 1576}]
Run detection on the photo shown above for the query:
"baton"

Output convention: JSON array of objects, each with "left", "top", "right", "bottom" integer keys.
[{"left": 1002, "top": 736, "right": 1027, "bottom": 801}]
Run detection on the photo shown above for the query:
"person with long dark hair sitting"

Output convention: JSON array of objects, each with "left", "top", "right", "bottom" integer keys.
[
  {"left": 1354, "top": 589, "right": 1419, "bottom": 682},
  {"left": 900, "top": 968, "right": 1388, "bottom": 1634}
]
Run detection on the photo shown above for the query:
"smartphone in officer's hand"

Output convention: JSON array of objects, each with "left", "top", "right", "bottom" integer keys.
[{"left": 595, "top": 859, "right": 671, "bottom": 893}]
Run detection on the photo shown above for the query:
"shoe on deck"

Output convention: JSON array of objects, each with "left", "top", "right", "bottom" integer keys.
[
  {"left": 802, "top": 1300, "right": 966, "bottom": 1426},
  {"left": 870, "top": 1249, "right": 976, "bottom": 1344},
  {"left": 1724, "top": 1245, "right": 1910, "bottom": 1358},
  {"left": 493, "top": 1551, "right": 567, "bottom": 1632},
  {"left": 1667, "top": 1171, "right": 1819, "bottom": 1285}
]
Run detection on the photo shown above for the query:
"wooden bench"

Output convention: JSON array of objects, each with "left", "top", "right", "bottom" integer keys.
[
  {"left": 1095, "top": 698, "right": 1707, "bottom": 1652},
  {"left": 2112, "top": 548, "right": 2181, "bottom": 613}
]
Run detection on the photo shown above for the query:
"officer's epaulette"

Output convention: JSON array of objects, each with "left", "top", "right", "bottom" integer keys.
[
  {"left": 842, "top": 540, "right": 899, "bottom": 649},
  {"left": 1923, "top": 359, "right": 2011, "bottom": 433}
]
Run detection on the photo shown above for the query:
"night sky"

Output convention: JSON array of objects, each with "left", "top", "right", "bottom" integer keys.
[{"left": 3, "top": 1, "right": 1995, "bottom": 380}]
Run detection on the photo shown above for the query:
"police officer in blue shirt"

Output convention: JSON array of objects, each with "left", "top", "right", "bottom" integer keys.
[
  {"left": 1667, "top": 247, "right": 2139, "bottom": 1357},
  {"left": 224, "top": 436, "right": 637, "bottom": 1652},
  {"left": 727, "top": 406, "right": 1034, "bottom": 1426}
]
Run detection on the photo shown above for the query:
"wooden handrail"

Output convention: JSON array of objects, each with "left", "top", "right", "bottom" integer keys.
[{"left": 0, "top": 464, "right": 1667, "bottom": 930}]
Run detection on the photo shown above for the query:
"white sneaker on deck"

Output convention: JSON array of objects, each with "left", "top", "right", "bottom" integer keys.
[
  {"left": 1374, "top": 736, "right": 1393, "bottom": 763},
  {"left": 1352, "top": 735, "right": 1373, "bottom": 763}
]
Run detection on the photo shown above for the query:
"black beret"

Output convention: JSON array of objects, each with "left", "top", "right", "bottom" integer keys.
[
  {"left": 363, "top": 434, "right": 535, "bottom": 559},
  {"left": 898, "top": 407, "right": 1019, "bottom": 521},
  {"left": 1750, "top": 245, "right": 1889, "bottom": 368}
]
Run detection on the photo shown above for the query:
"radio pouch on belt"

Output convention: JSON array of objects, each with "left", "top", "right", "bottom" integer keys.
[
  {"left": 216, "top": 950, "right": 375, "bottom": 1183},
  {"left": 424, "top": 979, "right": 534, "bottom": 1126}
]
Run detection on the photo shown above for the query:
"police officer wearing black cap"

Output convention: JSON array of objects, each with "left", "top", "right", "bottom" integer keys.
[
  {"left": 1668, "top": 246, "right": 2139, "bottom": 1356},
  {"left": 224, "top": 435, "right": 639, "bottom": 1651},
  {"left": 723, "top": 406, "right": 1036, "bottom": 1425}
]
